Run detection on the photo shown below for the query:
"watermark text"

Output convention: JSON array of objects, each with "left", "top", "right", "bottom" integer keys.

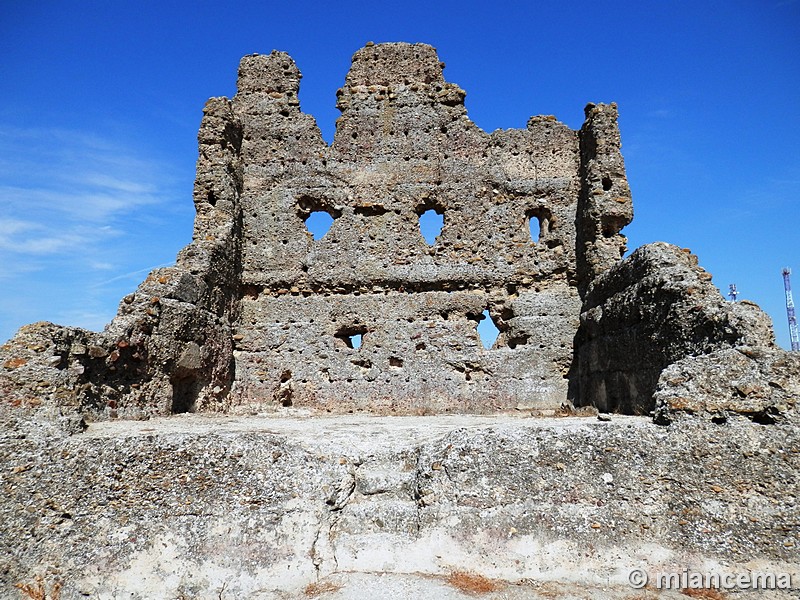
[{"left": 627, "top": 568, "right": 794, "bottom": 590}]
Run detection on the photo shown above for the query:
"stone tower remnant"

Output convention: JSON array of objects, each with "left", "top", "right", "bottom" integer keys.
[{"left": 1, "top": 43, "right": 796, "bottom": 424}]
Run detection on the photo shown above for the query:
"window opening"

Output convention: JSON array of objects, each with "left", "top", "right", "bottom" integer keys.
[
  {"left": 305, "top": 211, "right": 334, "bottom": 240},
  {"left": 529, "top": 213, "right": 542, "bottom": 243},
  {"left": 419, "top": 209, "right": 443, "bottom": 245},
  {"left": 335, "top": 325, "right": 366, "bottom": 349},
  {"left": 477, "top": 309, "right": 500, "bottom": 349}
]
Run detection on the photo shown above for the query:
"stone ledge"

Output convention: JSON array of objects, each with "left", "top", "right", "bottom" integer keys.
[{"left": 2, "top": 413, "right": 797, "bottom": 599}]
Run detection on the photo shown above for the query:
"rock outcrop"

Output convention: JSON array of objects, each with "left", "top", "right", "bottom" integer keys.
[
  {"left": 570, "top": 242, "right": 778, "bottom": 415},
  {"left": 653, "top": 346, "right": 800, "bottom": 424},
  {"left": 2, "top": 414, "right": 798, "bottom": 599}
]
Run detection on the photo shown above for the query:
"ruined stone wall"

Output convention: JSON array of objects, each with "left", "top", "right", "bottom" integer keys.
[
  {"left": 224, "top": 43, "right": 632, "bottom": 413},
  {"left": 0, "top": 98, "right": 244, "bottom": 419},
  {"left": 1, "top": 42, "right": 636, "bottom": 417},
  {"left": 3, "top": 40, "right": 800, "bottom": 600}
]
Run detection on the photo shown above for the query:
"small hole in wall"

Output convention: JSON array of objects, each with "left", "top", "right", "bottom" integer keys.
[
  {"left": 507, "top": 335, "right": 528, "bottom": 350},
  {"left": 602, "top": 176, "right": 613, "bottom": 191},
  {"left": 529, "top": 214, "right": 542, "bottom": 243},
  {"left": 207, "top": 190, "right": 217, "bottom": 206},
  {"left": 419, "top": 209, "right": 444, "bottom": 245},
  {"left": 305, "top": 211, "right": 334, "bottom": 240},
  {"left": 476, "top": 309, "right": 500, "bottom": 349},
  {"left": 335, "top": 325, "right": 367, "bottom": 349}
]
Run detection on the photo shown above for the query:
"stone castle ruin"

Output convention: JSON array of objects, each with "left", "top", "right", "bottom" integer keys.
[
  {"left": 2, "top": 43, "right": 799, "bottom": 599},
  {"left": 1, "top": 43, "right": 621, "bottom": 416},
  {"left": 2, "top": 42, "right": 794, "bottom": 423}
]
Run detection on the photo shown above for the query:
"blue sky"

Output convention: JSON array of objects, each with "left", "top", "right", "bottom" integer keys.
[{"left": 1, "top": 1, "right": 798, "bottom": 347}]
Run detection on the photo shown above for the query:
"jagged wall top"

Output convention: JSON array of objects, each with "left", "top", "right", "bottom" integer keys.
[
  {"left": 237, "top": 51, "right": 302, "bottom": 95},
  {"left": 191, "top": 42, "right": 635, "bottom": 412},
  {"left": 213, "top": 42, "right": 633, "bottom": 295}
]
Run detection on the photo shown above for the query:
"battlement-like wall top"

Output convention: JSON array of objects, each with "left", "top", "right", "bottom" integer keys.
[
  {"left": 237, "top": 51, "right": 302, "bottom": 95},
  {"left": 209, "top": 43, "right": 633, "bottom": 298},
  {"left": 183, "top": 42, "right": 634, "bottom": 412}
]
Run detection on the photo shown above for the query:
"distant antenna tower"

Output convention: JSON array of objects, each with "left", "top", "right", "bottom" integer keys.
[
  {"left": 728, "top": 284, "right": 738, "bottom": 302},
  {"left": 783, "top": 268, "right": 800, "bottom": 352}
]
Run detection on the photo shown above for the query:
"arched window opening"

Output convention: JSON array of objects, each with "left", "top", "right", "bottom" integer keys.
[
  {"left": 529, "top": 213, "right": 542, "bottom": 243},
  {"left": 298, "top": 195, "right": 341, "bottom": 241},
  {"left": 527, "top": 207, "right": 552, "bottom": 244}
]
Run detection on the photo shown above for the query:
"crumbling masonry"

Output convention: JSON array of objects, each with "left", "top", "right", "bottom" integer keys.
[{"left": 1, "top": 43, "right": 797, "bottom": 423}]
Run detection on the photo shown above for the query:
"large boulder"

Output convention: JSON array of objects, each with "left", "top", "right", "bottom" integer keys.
[
  {"left": 571, "top": 242, "right": 776, "bottom": 414},
  {"left": 653, "top": 346, "right": 800, "bottom": 425}
]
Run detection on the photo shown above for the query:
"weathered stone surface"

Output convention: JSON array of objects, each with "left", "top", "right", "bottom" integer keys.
[
  {"left": 226, "top": 44, "right": 603, "bottom": 413},
  {"left": 1, "top": 413, "right": 797, "bottom": 598},
  {"left": 571, "top": 242, "right": 777, "bottom": 414},
  {"left": 576, "top": 102, "right": 633, "bottom": 293},
  {"left": 653, "top": 346, "right": 800, "bottom": 424},
  {"left": 1, "top": 41, "right": 799, "bottom": 600}
]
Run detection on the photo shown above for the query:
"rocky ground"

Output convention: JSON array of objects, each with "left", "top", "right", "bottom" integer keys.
[{"left": 1, "top": 409, "right": 797, "bottom": 599}]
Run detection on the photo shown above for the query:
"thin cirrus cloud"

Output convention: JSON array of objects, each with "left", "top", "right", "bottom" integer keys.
[
  {"left": 0, "top": 219, "right": 109, "bottom": 257},
  {"left": 0, "top": 124, "right": 187, "bottom": 341}
]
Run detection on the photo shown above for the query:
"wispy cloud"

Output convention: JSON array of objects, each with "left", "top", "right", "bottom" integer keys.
[
  {"left": 721, "top": 171, "right": 799, "bottom": 221},
  {"left": 646, "top": 108, "right": 673, "bottom": 119},
  {"left": 0, "top": 125, "right": 176, "bottom": 247},
  {"left": 89, "top": 262, "right": 174, "bottom": 289},
  {"left": 0, "top": 124, "right": 191, "bottom": 341}
]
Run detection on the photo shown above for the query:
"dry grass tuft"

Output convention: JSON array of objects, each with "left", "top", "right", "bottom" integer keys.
[
  {"left": 446, "top": 570, "right": 498, "bottom": 594},
  {"left": 15, "top": 576, "right": 62, "bottom": 600},
  {"left": 681, "top": 588, "right": 726, "bottom": 599},
  {"left": 303, "top": 580, "right": 342, "bottom": 597}
]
